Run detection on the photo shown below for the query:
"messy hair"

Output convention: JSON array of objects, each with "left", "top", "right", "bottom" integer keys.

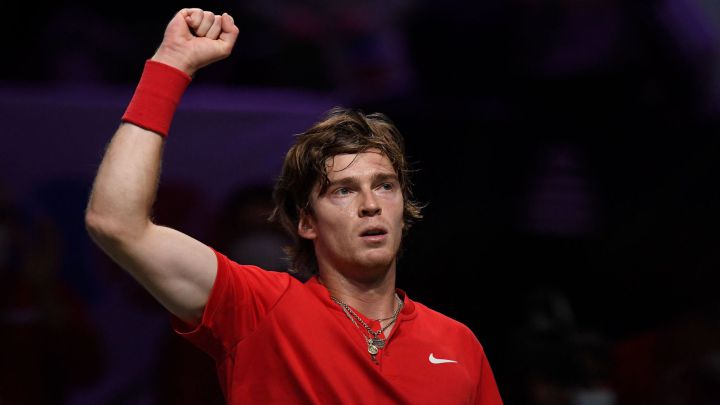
[{"left": 270, "top": 106, "right": 423, "bottom": 280}]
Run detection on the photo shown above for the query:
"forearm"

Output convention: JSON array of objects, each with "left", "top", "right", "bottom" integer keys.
[
  {"left": 85, "top": 123, "right": 164, "bottom": 241},
  {"left": 86, "top": 57, "right": 191, "bottom": 241}
]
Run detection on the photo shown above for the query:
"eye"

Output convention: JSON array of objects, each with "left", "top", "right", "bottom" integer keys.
[
  {"left": 379, "top": 182, "right": 394, "bottom": 191},
  {"left": 334, "top": 187, "right": 351, "bottom": 196}
]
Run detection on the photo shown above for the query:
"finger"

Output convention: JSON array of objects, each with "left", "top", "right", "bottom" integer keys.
[
  {"left": 219, "top": 13, "right": 240, "bottom": 46},
  {"left": 184, "top": 8, "right": 204, "bottom": 31},
  {"left": 206, "top": 15, "right": 223, "bottom": 40},
  {"left": 195, "top": 11, "right": 215, "bottom": 37}
]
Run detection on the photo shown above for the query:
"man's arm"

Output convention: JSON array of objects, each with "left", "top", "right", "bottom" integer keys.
[{"left": 85, "top": 8, "right": 239, "bottom": 326}]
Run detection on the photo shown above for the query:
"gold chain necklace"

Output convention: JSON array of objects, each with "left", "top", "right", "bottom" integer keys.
[{"left": 330, "top": 294, "right": 403, "bottom": 362}]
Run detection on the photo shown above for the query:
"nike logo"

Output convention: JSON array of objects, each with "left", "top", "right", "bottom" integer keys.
[{"left": 429, "top": 353, "right": 458, "bottom": 364}]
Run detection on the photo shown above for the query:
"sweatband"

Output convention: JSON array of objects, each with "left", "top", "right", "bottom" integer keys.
[{"left": 121, "top": 59, "right": 192, "bottom": 137}]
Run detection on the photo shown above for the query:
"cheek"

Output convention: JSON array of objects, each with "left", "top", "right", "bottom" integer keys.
[
  {"left": 324, "top": 206, "right": 355, "bottom": 228},
  {"left": 383, "top": 195, "right": 405, "bottom": 220},
  {"left": 316, "top": 206, "right": 354, "bottom": 237}
]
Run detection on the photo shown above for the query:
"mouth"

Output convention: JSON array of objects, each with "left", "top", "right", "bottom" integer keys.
[{"left": 359, "top": 227, "right": 388, "bottom": 242}]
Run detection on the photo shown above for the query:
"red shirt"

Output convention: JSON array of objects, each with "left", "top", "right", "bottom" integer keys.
[{"left": 173, "top": 250, "right": 503, "bottom": 404}]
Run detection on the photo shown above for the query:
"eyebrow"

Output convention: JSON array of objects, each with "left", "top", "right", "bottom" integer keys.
[{"left": 326, "top": 172, "right": 399, "bottom": 190}]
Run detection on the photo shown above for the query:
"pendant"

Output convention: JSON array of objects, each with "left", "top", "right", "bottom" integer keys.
[
  {"left": 367, "top": 339, "right": 379, "bottom": 355},
  {"left": 372, "top": 338, "right": 385, "bottom": 349}
]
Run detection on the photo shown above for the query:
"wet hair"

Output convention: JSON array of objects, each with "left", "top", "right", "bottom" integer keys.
[{"left": 270, "top": 106, "right": 423, "bottom": 280}]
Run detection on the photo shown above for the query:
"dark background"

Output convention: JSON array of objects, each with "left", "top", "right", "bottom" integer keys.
[{"left": 2, "top": 1, "right": 720, "bottom": 404}]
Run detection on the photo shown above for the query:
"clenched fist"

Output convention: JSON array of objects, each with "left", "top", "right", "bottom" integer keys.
[{"left": 151, "top": 8, "right": 239, "bottom": 76}]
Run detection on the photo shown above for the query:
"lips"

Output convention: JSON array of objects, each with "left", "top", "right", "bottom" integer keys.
[{"left": 359, "top": 226, "right": 388, "bottom": 237}]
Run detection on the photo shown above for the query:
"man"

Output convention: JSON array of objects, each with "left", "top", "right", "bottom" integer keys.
[{"left": 85, "top": 8, "right": 503, "bottom": 404}]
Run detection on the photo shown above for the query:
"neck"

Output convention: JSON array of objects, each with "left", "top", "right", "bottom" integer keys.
[{"left": 318, "top": 265, "right": 398, "bottom": 320}]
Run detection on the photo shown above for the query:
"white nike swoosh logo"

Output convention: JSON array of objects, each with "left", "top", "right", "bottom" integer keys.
[{"left": 429, "top": 353, "right": 458, "bottom": 364}]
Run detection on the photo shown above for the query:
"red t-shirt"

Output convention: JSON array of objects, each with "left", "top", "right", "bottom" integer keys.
[{"left": 173, "top": 250, "right": 503, "bottom": 404}]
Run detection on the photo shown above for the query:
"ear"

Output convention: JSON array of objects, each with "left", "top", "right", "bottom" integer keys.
[{"left": 298, "top": 211, "right": 317, "bottom": 240}]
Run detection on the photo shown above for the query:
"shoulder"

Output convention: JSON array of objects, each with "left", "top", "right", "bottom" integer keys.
[
  {"left": 411, "top": 300, "right": 482, "bottom": 344},
  {"left": 211, "top": 248, "right": 301, "bottom": 303},
  {"left": 215, "top": 249, "right": 296, "bottom": 282}
]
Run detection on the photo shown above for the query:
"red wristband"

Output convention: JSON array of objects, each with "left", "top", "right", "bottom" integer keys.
[{"left": 121, "top": 60, "right": 192, "bottom": 137}]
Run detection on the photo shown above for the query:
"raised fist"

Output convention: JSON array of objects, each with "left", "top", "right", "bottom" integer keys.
[{"left": 151, "top": 8, "right": 239, "bottom": 76}]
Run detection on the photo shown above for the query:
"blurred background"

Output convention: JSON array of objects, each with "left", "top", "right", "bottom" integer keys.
[{"left": 2, "top": 0, "right": 720, "bottom": 404}]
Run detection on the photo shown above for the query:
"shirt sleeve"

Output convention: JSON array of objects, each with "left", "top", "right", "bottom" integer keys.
[
  {"left": 170, "top": 248, "right": 292, "bottom": 360},
  {"left": 475, "top": 348, "right": 503, "bottom": 405}
]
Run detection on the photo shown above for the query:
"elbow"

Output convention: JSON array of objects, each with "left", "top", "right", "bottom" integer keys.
[
  {"left": 84, "top": 209, "right": 146, "bottom": 246},
  {"left": 85, "top": 210, "right": 120, "bottom": 245}
]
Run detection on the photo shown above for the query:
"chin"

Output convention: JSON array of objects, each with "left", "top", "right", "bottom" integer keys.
[{"left": 357, "top": 252, "right": 396, "bottom": 272}]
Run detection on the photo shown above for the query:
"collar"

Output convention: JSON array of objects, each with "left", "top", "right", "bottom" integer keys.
[{"left": 304, "top": 275, "right": 417, "bottom": 321}]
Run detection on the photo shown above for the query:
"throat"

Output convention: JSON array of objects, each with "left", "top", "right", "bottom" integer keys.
[{"left": 318, "top": 270, "right": 399, "bottom": 320}]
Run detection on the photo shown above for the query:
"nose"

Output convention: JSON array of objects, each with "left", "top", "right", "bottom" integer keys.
[{"left": 359, "top": 190, "right": 382, "bottom": 217}]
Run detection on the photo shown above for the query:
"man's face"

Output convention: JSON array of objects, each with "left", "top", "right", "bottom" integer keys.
[{"left": 299, "top": 150, "right": 404, "bottom": 280}]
